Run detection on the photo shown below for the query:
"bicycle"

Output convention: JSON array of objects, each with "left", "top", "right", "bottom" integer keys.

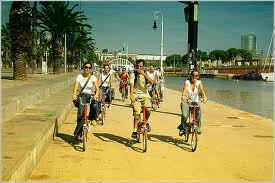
[
  {"left": 136, "top": 103, "right": 149, "bottom": 152},
  {"left": 99, "top": 87, "right": 110, "bottom": 125},
  {"left": 79, "top": 96, "right": 93, "bottom": 151},
  {"left": 149, "top": 85, "right": 159, "bottom": 110},
  {"left": 120, "top": 80, "right": 127, "bottom": 102},
  {"left": 182, "top": 100, "right": 200, "bottom": 152}
]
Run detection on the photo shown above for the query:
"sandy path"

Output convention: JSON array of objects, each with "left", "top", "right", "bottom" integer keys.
[{"left": 27, "top": 87, "right": 273, "bottom": 182}]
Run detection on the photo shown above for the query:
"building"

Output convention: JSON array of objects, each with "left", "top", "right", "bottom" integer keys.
[
  {"left": 137, "top": 54, "right": 167, "bottom": 61},
  {"left": 241, "top": 32, "right": 257, "bottom": 52}
]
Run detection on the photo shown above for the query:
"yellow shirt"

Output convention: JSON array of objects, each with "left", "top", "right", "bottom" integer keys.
[{"left": 129, "top": 72, "right": 151, "bottom": 97}]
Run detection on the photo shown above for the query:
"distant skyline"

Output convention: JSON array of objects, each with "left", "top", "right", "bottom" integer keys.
[{"left": 1, "top": 1, "right": 274, "bottom": 56}]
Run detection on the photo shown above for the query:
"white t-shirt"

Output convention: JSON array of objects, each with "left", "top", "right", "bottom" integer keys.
[
  {"left": 100, "top": 72, "right": 111, "bottom": 87},
  {"left": 185, "top": 80, "right": 201, "bottom": 103},
  {"left": 148, "top": 71, "right": 158, "bottom": 83},
  {"left": 76, "top": 74, "right": 97, "bottom": 94}
]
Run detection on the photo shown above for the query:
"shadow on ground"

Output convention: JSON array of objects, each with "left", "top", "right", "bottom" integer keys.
[
  {"left": 56, "top": 132, "right": 84, "bottom": 152},
  {"left": 93, "top": 132, "right": 134, "bottom": 148},
  {"left": 148, "top": 133, "right": 191, "bottom": 152}
]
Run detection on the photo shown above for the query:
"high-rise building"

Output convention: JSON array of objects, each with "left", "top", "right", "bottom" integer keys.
[{"left": 241, "top": 32, "right": 257, "bottom": 52}]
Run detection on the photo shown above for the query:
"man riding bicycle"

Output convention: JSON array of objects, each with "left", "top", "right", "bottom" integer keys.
[
  {"left": 178, "top": 70, "right": 207, "bottom": 135},
  {"left": 130, "top": 59, "right": 154, "bottom": 139}
]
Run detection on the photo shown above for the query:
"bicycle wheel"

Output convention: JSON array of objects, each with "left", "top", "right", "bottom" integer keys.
[
  {"left": 101, "top": 106, "right": 105, "bottom": 125},
  {"left": 82, "top": 125, "right": 87, "bottom": 151},
  {"left": 142, "top": 131, "right": 148, "bottom": 152},
  {"left": 184, "top": 126, "right": 189, "bottom": 143},
  {"left": 122, "top": 88, "right": 125, "bottom": 102},
  {"left": 191, "top": 128, "right": 198, "bottom": 152}
]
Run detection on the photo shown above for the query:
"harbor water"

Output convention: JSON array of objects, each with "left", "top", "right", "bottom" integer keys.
[{"left": 164, "top": 77, "right": 274, "bottom": 120}]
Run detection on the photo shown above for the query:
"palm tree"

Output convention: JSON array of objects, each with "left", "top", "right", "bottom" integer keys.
[
  {"left": 1, "top": 23, "right": 12, "bottom": 68},
  {"left": 9, "top": 1, "right": 32, "bottom": 80},
  {"left": 68, "top": 28, "right": 95, "bottom": 71},
  {"left": 31, "top": 1, "right": 38, "bottom": 74},
  {"left": 37, "top": 2, "right": 91, "bottom": 74}
]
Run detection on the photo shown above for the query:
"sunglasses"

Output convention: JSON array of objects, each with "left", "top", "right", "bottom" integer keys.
[
  {"left": 192, "top": 74, "right": 199, "bottom": 77},
  {"left": 84, "top": 66, "right": 92, "bottom": 69}
]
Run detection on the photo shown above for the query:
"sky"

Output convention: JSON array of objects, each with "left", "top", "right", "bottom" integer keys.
[{"left": 1, "top": 1, "right": 274, "bottom": 56}]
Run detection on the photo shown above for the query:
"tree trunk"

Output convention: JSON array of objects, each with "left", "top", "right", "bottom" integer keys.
[
  {"left": 9, "top": 2, "right": 32, "bottom": 80},
  {"left": 51, "top": 34, "right": 62, "bottom": 74},
  {"left": 31, "top": 1, "right": 37, "bottom": 74}
]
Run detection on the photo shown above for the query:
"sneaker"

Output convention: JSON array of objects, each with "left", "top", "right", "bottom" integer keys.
[
  {"left": 179, "top": 130, "right": 185, "bottom": 136},
  {"left": 75, "top": 135, "right": 81, "bottom": 141},
  {"left": 197, "top": 129, "right": 201, "bottom": 135},
  {"left": 146, "top": 122, "right": 151, "bottom": 132},
  {"left": 91, "top": 120, "right": 97, "bottom": 126},
  {"left": 109, "top": 105, "right": 112, "bottom": 110},
  {"left": 131, "top": 132, "right": 138, "bottom": 139}
]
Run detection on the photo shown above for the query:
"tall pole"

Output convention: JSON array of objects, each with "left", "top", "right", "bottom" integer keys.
[
  {"left": 161, "top": 12, "right": 164, "bottom": 72},
  {"left": 64, "top": 33, "right": 67, "bottom": 74},
  {"left": 184, "top": 1, "right": 198, "bottom": 71},
  {"left": 153, "top": 10, "right": 164, "bottom": 72}
]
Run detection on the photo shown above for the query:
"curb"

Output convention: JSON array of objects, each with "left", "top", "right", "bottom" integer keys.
[{"left": 2, "top": 96, "right": 74, "bottom": 182}]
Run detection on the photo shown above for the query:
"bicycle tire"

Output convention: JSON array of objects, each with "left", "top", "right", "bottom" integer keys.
[
  {"left": 191, "top": 128, "right": 198, "bottom": 152},
  {"left": 143, "top": 131, "right": 148, "bottom": 152},
  {"left": 122, "top": 88, "right": 125, "bottom": 102},
  {"left": 101, "top": 108, "right": 105, "bottom": 125},
  {"left": 82, "top": 126, "right": 87, "bottom": 151},
  {"left": 184, "top": 127, "right": 189, "bottom": 143}
]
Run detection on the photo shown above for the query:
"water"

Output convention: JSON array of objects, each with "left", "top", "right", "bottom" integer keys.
[{"left": 164, "top": 77, "right": 274, "bottom": 120}]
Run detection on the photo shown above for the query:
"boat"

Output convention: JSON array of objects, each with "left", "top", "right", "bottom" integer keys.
[
  {"left": 261, "top": 73, "right": 274, "bottom": 82},
  {"left": 261, "top": 30, "right": 274, "bottom": 82}
]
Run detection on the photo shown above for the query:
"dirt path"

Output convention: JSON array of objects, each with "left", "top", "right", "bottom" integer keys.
[{"left": 27, "top": 88, "right": 273, "bottom": 182}]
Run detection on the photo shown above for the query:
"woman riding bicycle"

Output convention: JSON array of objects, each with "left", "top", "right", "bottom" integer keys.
[
  {"left": 72, "top": 61, "right": 99, "bottom": 141},
  {"left": 119, "top": 67, "right": 129, "bottom": 98},
  {"left": 97, "top": 64, "right": 113, "bottom": 109},
  {"left": 177, "top": 69, "right": 207, "bottom": 135}
]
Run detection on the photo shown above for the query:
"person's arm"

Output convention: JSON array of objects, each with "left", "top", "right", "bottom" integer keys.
[
  {"left": 97, "top": 73, "right": 102, "bottom": 86},
  {"left": 73, "top": 80, "right": 79, "bottom": 100},
  {"left": 138, "top": 70, "right": 154, "bottom": 84},
  {"left": 130, "top": 83, "right": 135, "bottom": 103},
  {"left": 94, "top": 80, "right": 99, "bottom": 100},
  {"left": 109, "top": 75, "right": 113, "bottom": 88},
  {"left": 199, "top": 82, "right": 207, "bottom": 103},
  {"left": 181, "top": 82, "right": 188, "bottom": 101}
]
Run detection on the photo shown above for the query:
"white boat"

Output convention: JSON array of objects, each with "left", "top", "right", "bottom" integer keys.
[
  {"left": 261, "top": 30, "right": 274, "bottom": 82},
  {"left": 261, "top": 73, "right": 274, "bottom": 82}
]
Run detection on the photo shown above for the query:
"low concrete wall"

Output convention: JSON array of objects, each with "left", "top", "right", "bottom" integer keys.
[{"left": 2, "top": 77, "right": 74, "bottom": 122}]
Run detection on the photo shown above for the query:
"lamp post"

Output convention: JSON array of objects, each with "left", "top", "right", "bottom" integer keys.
[
  {"left": 123, "top": 42, "right": 128, "bottom": 60},
  {"left": 64, "top": 33, "right": 67, "bottom": 74},
  {"left": 153, "top": 10, "right": 164, "bottom": 72},
  {"left": 43, "top": 49, "right": 49, "bottom": 74}
]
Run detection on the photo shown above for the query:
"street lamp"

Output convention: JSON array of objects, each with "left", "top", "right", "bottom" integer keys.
[
  {"left": 123, "top": 42, "right": 128, "bottom": 60},
  {"left": 153, "top": 10, "right": 164, "bottom": 72},
  {"left": 43, "top": 48, "right": 49, "bottom": 74}
]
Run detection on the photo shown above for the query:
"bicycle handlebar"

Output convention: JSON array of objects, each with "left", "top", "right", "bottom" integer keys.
[{"left": 78, "top": 96, "right": 99, "bottom": 105}]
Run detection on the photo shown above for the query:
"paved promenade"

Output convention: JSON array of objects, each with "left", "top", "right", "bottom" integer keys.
[{"left": 1, "top": 72, "right": 273, "bottom": 182}]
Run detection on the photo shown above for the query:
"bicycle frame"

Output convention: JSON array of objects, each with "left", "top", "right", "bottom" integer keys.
[
  {"left": 186, "top": 101, "right": 200, "bottom": 152},
  {"left": 137, "top": 103, "right": 148, "bottom": 152},
  {"left": 79, "top": 96, "right": 93, "bottom": 151}
]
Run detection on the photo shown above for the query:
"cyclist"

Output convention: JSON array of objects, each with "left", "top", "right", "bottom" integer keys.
[
  {"left": 97, "top": 64, "right": 113, "bottom": 109},
  {"left": 129, "top": 59, "right": 154, "bottom": 139},
  {"left": 157, "top": 68, "right": 164, "bottom": 102},
  {"left": 148, "top": 65, "right": 160, "bottom": 102},
  {"left": 177, "top": 69, "right": 207, "bottom": 135},
  {"left": 72, "top": 61, "right": 99, "bottom": 141},
  {"left": 109, "top": 68, "right": 116, "bottom": 100},
  {"left": 119, "top": 67, "right": 129, "bottom": 98}
]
